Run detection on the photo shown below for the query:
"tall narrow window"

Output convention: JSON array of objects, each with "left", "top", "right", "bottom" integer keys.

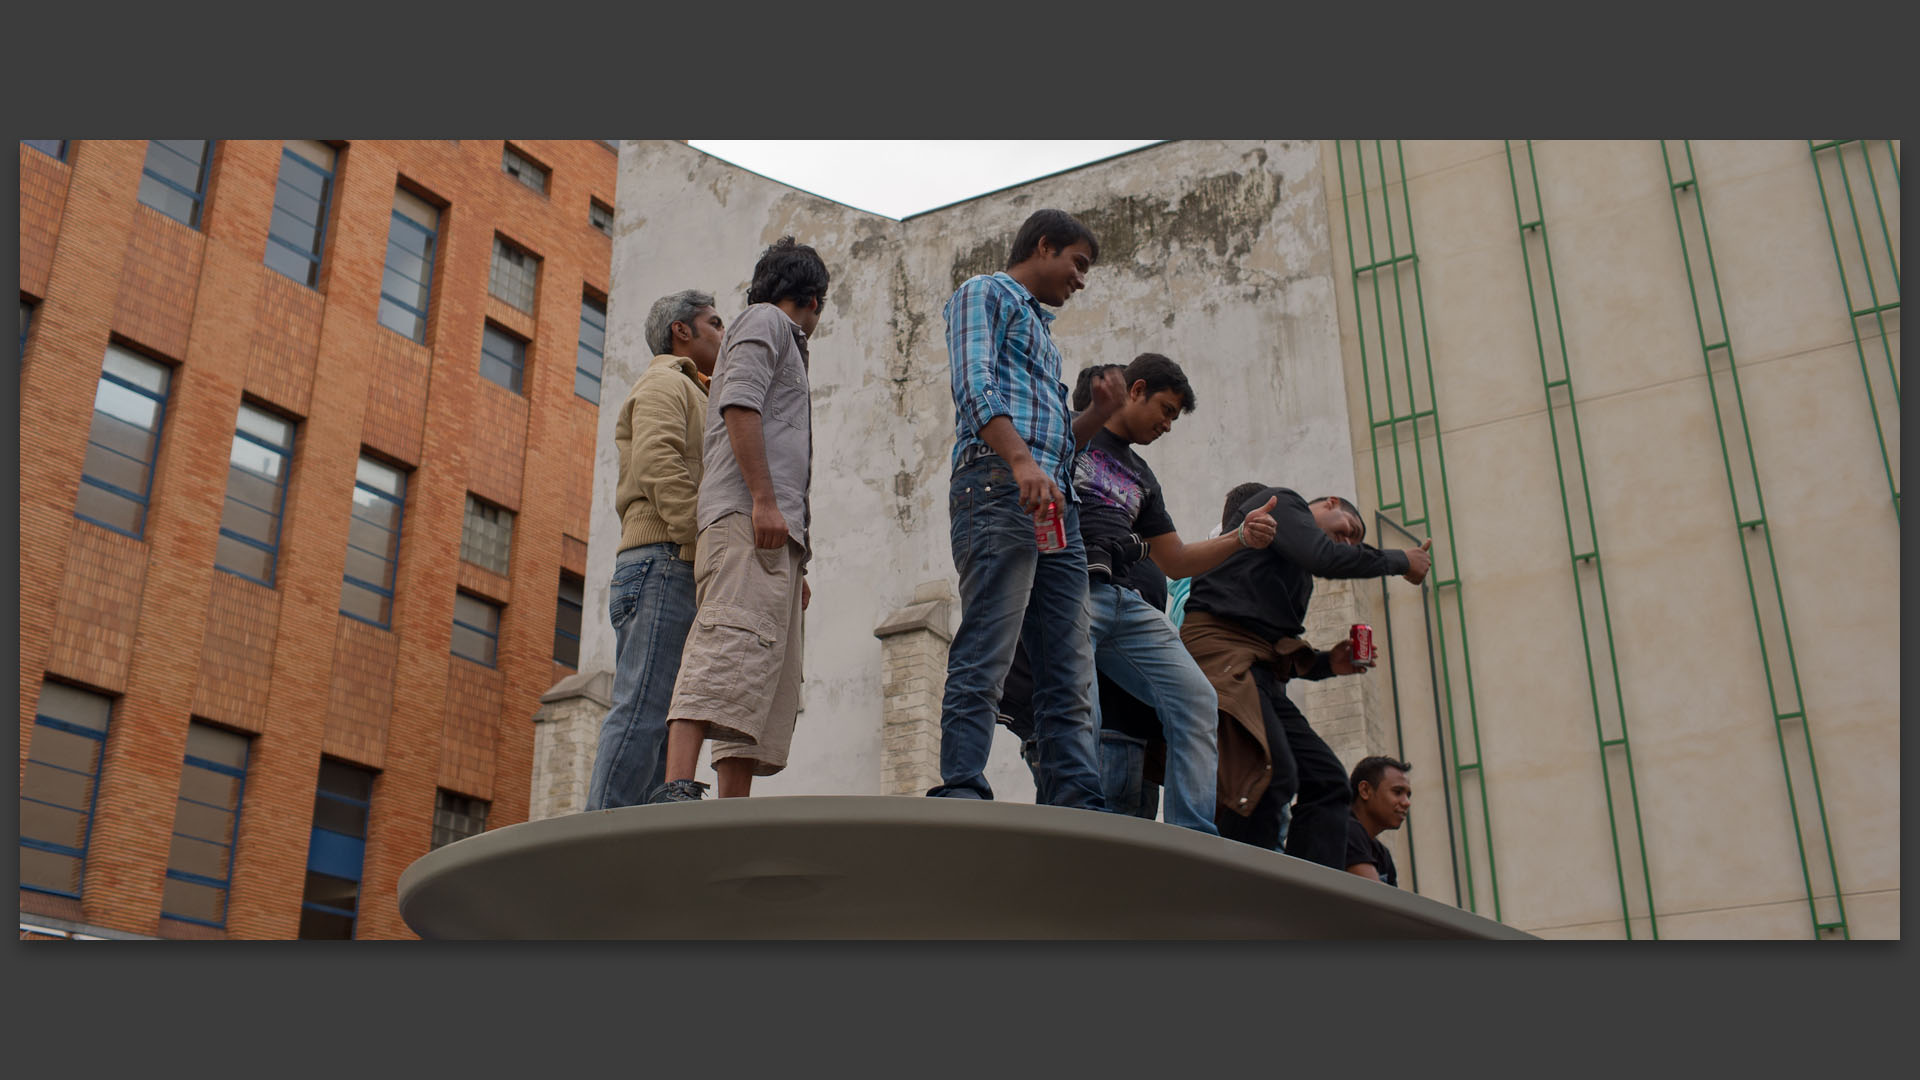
[
  {"left": 20, "top": 298, "right": 36, "bottom": 359},
  {"left": 138, "top": 139, "right": 215, "bottom": 228},
  {"left": 479, "top": 322, "right": 527, "bottom": 394},
  {"left": 488, "top": 235, "right": 539, "bottom": 313},
  {"left": 554, "top": 572, "right": 583, "bottom": 668},
  {"left": 575, "top": 296, "right": 606, "bottom": 403},
  {"left": 341, "top": 456, "right": 406, "bottom": 629},
  {"left": 20, "top": 682, "right": 113, "bottom": 898},
  {"left": 22, "top": 140, "right": 67, "bottom": 160},
  {"left": 451, "top": 593, "right": 502, "bottom": 667},
  {"left": 265, "top": 140, "right": 337, "bottom": 288},
  {"left": 299, "top": 759, "right": 373, "bottom": 940},
  {"left": 75, "top": 345, "right": 171, "bottom": 539},
  {"left": 378, "top": 187, "right": 440, "bottom": 343},
  {"left": 461, "top": 495, "right": 514, "bottom": 575},
  {"left": 162, "top": 723, "right": 249, "bottom": 927},
  {"left": 215, "top": 403, "right": 295, "bottom": 587},
  {"left": 588, "top": 198, "right": 614, "bottom": 237},
  {"left": 501, "top": 144, "right": 548, "bottom": 195},
  {"left": 432, "top": 791, "right": 489, "bottom": 849}
]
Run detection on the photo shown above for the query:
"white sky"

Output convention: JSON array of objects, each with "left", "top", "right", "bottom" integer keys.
[{"left": 684, "top": 140, "right": 1165, "bottom": 220}]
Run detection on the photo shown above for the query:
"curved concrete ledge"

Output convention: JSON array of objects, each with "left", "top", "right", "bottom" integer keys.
[{"left": 397, "top": 796, "right": 1534, "bottom": 940}]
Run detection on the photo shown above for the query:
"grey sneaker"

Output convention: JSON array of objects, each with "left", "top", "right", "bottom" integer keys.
[{"left": 648, "top": 779, "right": 710, "bottom": 804}]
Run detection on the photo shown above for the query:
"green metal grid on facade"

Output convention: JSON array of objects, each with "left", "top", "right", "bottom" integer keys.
[
  {"left": 1503, "top": 141, "right": 1659, "bottom": 939},
  {"left": 1806, "top": 139, "right": 1900, "bottom": 520},
  {"left": 1660, "top": 140, "right": 1848, "bottom": 940},
  {"left": 1333, "top": 140, "right": 1501, "bottom": 921}
]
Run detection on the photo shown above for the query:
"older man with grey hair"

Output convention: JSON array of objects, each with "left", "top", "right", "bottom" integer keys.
[{"left": 584, "top": 288, "right": 727, "bottom": 809}]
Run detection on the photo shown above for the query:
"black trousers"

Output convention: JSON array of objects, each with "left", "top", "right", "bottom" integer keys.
[{"left": 1216, "top": 664, "right": 1350, "bottom": 868}]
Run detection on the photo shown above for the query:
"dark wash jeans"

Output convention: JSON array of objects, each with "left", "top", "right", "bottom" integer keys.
[
  {"left": 929, "top": 456, "right": 1105, "bottom": 810},
  {"left": 1217, "top": 664, "right": 1343, "bottom": 861},
  {"left": 585, "top": 543, "right": 696, "bottom": 810}
]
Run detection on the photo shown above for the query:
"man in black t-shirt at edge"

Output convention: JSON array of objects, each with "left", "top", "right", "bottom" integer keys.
[
  {"left": 1181, "top": 488, "right": 1431, "bottom": 861},
  {"left": 1071, "top": 353, "right": 1280, "bottom": 836},
  {"left": 1344, "top": 755, "right": 1410, "bottom": 886}
]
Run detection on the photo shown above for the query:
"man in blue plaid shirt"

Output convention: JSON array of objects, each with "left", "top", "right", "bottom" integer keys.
[{"left": 927, "top": 210, "right": 1128, "bottom": 809}]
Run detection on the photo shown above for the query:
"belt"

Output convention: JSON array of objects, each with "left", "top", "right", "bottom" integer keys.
[{"left": 956, "top": 442, "right": 999, "bottom": 469}]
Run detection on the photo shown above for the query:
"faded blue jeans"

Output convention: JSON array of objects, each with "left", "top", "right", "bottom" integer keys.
[
  {"left": 585, "top": 543, "right": 696, "bottom": 810},
  {"left": 929, "top": 455, "right": 1105, "bottom": 810},
  {"left": 1087, "top": 582, "right": 1220, "bottom": 834},
  {"left": 1022, "top": 731, "right": 1160, "bottom": 818}
]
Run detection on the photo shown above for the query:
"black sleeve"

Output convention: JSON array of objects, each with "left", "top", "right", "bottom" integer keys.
[
  {"left": 1134, "top": 468, "right": 1176, "bottom": 539},
  {"left": 1265, "top": 489, "right": 1411, "bottom": 579},
  {"left": 1343, "top": 816, "right": 1376, "bottom": 871},
  {"left": 1294, "top": 649, "right": 1337, "bottom": 682}
]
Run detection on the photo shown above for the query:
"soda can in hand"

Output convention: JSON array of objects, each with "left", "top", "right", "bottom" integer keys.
[
  {"left": 1035, "top": 502, "right": 1068, "bottom": 554},
  {"left": 1350, "top": 623, "right": 1375, "bottom": 666}
]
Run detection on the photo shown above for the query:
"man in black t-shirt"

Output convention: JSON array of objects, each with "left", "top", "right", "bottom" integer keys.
[
  {"left": 1345, "top": 755, "right": 1411, "bottom": 887},
  {"left": 1071, "top": 353, "right": 1280, "bottom": 835}
]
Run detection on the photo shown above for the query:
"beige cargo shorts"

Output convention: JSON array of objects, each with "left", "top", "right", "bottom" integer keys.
[{"left": 666, "top": 511, "right": 805, "bottom": 775}]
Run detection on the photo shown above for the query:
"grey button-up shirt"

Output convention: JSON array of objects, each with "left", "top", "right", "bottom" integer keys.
[{"left": 697, "top": 303, "right": 813, "bottom": 552}]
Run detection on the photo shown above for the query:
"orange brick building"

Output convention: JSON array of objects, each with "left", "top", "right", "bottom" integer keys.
[{"left": 17, "top": 139, "right": 616, "bottom": 939}]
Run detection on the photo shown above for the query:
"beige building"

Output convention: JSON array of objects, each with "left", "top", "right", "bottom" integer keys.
[{"left": 534, "top": 139, "right": 1898, "bottom": 940}]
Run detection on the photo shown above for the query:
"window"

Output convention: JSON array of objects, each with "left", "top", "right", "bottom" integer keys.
[
  {"left": 489, "top": 234, "right": 539, "bottom": 313},
  {"left": 20, "top": 298, "right": 35, "bottom": 359},
  {"left": 340, "top": 456, "right": 407, "bottom": 629},
  {"left": 479, "top": 322, "right": 527, "bottom": 394},
  {"left": 554, "top": 572, "right": 583, "bottom": 668},
  {"left": 589, "top": 198, "right": 614, "bottom": 237},
  {"left": 378, "top": 187, "right": 441, "bottom": 343},
  {"left": 215, "top": 403, "right": 295, "bottom": 587},
  {"left": 299, "top": 759, "right": 373, "bottom": 940},
  {"left": 265, "top": 140, "right": 337, "bottom": 288},
  {"left": 162, "top": 723, "right": 249, "bottom": 927},
  {"left": 451, "top": 592, "right": 502, "bottom": 667},
  {"left": 76, "top": 345, "right": 171, "bottom": 538},
  {"left": 432, "top": 791, "right": 488, "bottom": 850},
  {"left": 575, "top": 296, "right": 606, "bottom": 402},
  {"left": 501, "top": 144, "right": 548, "bottom": 195},
  {"left": 461, "top": 495, "right": 513, "bottom": 574},
  {"left": 20, "top": 682, "right": 112, "bottom": 898},
  {"left": 22, "top": 140, "right": 67, "bottom": 160},
  {"left": 138, "top": 140, "right": 215, "bottom": 228}
]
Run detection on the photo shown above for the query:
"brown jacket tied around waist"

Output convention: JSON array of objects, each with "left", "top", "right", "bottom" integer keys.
[{"left": 1179, "top": 609, "right": 1321, "bottom": 818}]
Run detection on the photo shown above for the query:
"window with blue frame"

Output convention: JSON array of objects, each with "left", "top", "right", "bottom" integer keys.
[
  {"left": 451, "top": 592, "right": 502, "bottom": 667},
  {"left": 75, "top": 345, "right": 172, "bottom": 539},
  {"left": 479, "top": 322, "right": 527, "bottom": 394},
  {"left": 20, "top": 682, "right": 113, "bottom": 898},
  {"left": 215, "top": 403, "right": 296, "bottom": 587},
  {"left": 377, "top": 186, "right": 441, "bottom": 344},
  {"left": 22, "top": 140, "right": 67, "bottom": 160},
  {"left": 161, "top": 723, "right": 249, "bottom": 927},
  {"left": 299, "top": 759, "right": 374, "bottom": 940},
  {"left": 575, "top": 295, "right": 606, "bottom": 403},
  {"left": 340, "top": 456, "right": 406, "bottom": 629},
  {"left": 20, "top": 298, "right": 35, "bottom": 360},
  {"left": 554, "top": 572, "right": 583, "bottom": 668},
  {"left": 137, "top": 139, "right": 215, "bottom": 228},
  {"left": 264, "top": 140, "right": 337, "bottom": 288}
]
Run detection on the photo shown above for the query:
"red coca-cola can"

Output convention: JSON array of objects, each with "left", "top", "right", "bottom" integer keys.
[
  {"left": 1350, "top": 623, "right": 1375, "bottom": 665},
  {"left": 1035, "top": 501, "right": 1068, "bottom": 554}
]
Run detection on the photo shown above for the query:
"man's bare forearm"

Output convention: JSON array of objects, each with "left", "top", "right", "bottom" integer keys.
[
  {"left": 1149, "top": 530, "right": 1244, "bottom": 580},
  {"left": 975, "top": 415, "right": 1036, "bottom": 467},
  {"left": 721, "top": 405, "right": 776, "bottom": 503}
]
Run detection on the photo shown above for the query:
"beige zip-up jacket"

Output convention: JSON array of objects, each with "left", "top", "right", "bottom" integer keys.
[{"left": 614, "top": 354, "right": 709, "bottom": 561}]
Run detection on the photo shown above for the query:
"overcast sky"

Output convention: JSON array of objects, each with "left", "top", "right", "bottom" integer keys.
[{"left": 683, "top": 141, "right": 1164, "bottom": 220}]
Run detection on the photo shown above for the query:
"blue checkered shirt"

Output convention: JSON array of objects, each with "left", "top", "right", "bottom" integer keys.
[{"left": 945, "top": 272, "right": 1077, "bottom": 498}]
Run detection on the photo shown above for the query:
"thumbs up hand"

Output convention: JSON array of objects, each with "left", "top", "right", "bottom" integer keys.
[
  {"left": 1403, "top": 537, "right": 1433, "bottom": 584},
  {"left": 1237, "top": 495, "right": 1279, "bottom": 549}
]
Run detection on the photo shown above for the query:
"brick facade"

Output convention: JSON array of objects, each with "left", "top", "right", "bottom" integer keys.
[{"left": 17, "top": 139, "right": 615, "bottom": 939}]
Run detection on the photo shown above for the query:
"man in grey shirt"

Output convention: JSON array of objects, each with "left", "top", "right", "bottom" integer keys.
[{"left": 653, "top": 237, "right": 829, "bottom": 802}]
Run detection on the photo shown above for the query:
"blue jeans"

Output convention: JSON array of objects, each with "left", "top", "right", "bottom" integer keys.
[
  {"left": 1087, "top": 582, "right": 1220, "bottom": 834},
  {"left": 1022, "top": 732, "right": 1159, "bottom": 818},
  {"left": 585, "top": 543, "right": 696, "bottom": 810},
  {"left": 930, "top": 456, "right": 1105, "bottom": 810}
]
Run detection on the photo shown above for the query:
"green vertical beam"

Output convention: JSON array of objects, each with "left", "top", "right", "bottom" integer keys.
[
  {"left": 1334, "top": 140, "right": 1502, "bottom": 921},
  {"left": 1660, "top": 140, "right": 1848, "bottom": 940},
  {"left": 1806, "top": 138, "right": 1901, "bottom": 520},
  {"left": 1503, "top": 141, "right": 1659, "bottom": 939}
]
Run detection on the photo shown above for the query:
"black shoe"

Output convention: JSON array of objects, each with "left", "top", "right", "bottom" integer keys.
[{"left": 648, "top": 779, "right": 710, "bottom": 804}]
